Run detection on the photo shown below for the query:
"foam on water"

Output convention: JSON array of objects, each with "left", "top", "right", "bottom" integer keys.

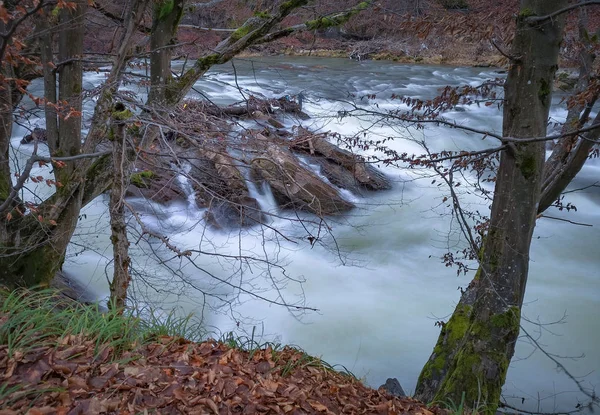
[{"left": 13, "top": 57, "right": 599, "bottom": 413}]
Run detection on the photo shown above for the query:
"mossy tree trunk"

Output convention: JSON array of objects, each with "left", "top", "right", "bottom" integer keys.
[
  {"left": 415, "top": 1, "right": 568, "bottom": 412},
  {"left": 0, "top": 0, "right": 87, "bottom": 288},
  {"left": 149, "top": 0, "right": 185, "bottom": 105},
  {"left": 37, "top": 13, "right": 59, "bottom": 152},
  {"left": 108, "top": 109, "right": 133, "bottom": 311},
  {"left": 0, "top": 0, "right": 151, "bottom": 289},
  {"left": 0, "top": 2, "right": 20, "bottom": 240}
]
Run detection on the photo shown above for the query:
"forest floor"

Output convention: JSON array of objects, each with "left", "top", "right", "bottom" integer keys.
[{"left": 0, "top": 289, "right": 447, "bottom": 415}]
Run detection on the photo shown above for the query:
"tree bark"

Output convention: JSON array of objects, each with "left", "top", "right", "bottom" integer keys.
[
  {"left": 149, "top": 0, "right": 185, "bottom": 105},
  {"left": 415, "top": 1, "right": 568, "bottom": 412},
  {"left": 0, "top": 1, "right": 88, "bottom": 288},
  {"left": 108, "top": 108, "right": 133, "bottom": 311},
  {"left": 36, "top": 13, "right": 59, "bottom": 153},
  {"left": 539, "top": 8, "right": 598, "bottom": 213}
]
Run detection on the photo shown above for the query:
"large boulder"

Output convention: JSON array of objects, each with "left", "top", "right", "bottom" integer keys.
[
  {"left": 290, "top": 131, "right": 392, "bottom": 192},
  {"left": 126, "top": 158, "right": 187, "bottom": 204},
  {"left": 186, "top": 146, "right": 262, "bottom": 228},
  {"left": 251, "top": 145, "right": 354, "bottom": 216}
]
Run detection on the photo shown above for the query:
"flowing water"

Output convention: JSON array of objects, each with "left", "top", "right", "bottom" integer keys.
[{"left": 10, "top": 57, "right": 600, "bottom": 412}]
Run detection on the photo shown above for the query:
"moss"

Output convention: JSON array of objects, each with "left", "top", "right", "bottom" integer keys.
[
  {"left": 254, "top": 10, "right": 272, "bottom": 19},
  {"left": 230, "top": 24, "right": 253, "bottom": 42},
  {"left": 280, "top": 0, "right": 308, "bottom": 16},
  {"left": 306, "top": 2, "right": 370, "bottom": 31},
  {"left": 112, "top": 109, "right": 133, "bottom": 121},
  {"left": 447, "top": 304, "right": 471, "bottom": 343},
  {"left": 431, "top": 306, "right": 521, "bottom": 414},
  {"left": 538, "top": 78, "right": 551, "bottom": 105},
  {"left": 130, "top": 170, "right": 156, "bottom": 188},
  {"left": 490, "top": 306, "right": 520, "bottom": 329},
  {"left": 306, "top": 17, "right": 335, "bottom": 31},
  {"left": 519, "top": 7, "right": 535, "bottom": 18},
  {"left": 196, "top": 54, "right": 222, "bottom": 71},
  {"left": 157, "top": 0, "right": 175, "bottom": 21},
  {"left": 126, "top": 124, "right": 141, "bottom": 136},
  {"left": 0, "top": 242, "right": 64, "bottom": 288},
  {"left": 416, "top": 303, "right": 472, "bottom": 388},
  {"left": 518, "top": 152, "right": 537, "bottom": 179},
  {"left": 0, "top": 177, "right": 10, "bottom": 201}
]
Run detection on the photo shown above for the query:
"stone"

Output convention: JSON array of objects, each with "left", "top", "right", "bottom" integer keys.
[
  {"left": 20, "top": 127, "right": 48, "bottom": 144},
  {"left": 252, "top": 145, "right": 354, "bottom": 216},
  {"left": 290, "top": 132, "right": 392, "bottom": 191},
  {"left": 379, "top": 378, "right": 406, "bottom": 397}
]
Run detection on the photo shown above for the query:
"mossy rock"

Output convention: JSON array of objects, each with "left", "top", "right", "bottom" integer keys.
[{"left": 130, "top": 170, "right": 156, "bottom": 188}]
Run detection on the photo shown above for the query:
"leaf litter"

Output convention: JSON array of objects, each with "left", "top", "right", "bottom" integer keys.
[{"left": 1, "top": 335, "right": 446, "bottom": 414}]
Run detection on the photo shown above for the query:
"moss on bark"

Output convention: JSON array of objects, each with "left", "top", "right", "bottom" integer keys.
[
  {"left": 427, "top": 306, "right": 521, "bottom": 414},
  {"left": 0, "top": 241, "right": 64, "bottom": 288}
]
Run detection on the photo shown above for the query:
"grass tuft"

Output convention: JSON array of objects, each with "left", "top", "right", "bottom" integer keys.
[
  {"left": 0, "top": 288, "right": 206, "bottom": 359},
  {"left": 219, "top": 327, "right": 357, "bottom": 379}
]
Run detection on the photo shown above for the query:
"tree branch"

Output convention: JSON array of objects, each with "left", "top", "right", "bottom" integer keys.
[
  {"left": 526, "top": 1, "right": 600, "bottom": 24},
  {"left": 168, "top": 0, "right": 373, "bottom": 105}
]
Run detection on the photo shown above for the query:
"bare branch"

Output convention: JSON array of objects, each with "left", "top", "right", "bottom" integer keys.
[
  {"left": 526, "top": 1, "right": 600, "bottom": 24},
  {"left": 538, "top": 214, "right": 593, "bottom": 227}
]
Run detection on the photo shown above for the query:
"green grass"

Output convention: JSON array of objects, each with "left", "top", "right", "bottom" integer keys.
[
  {"left": 219, "top": 327, "right": 357, "bottom": 379},
  {"left": 0, "top": 288, "right": 354, "bottom": 385},
  {"left": 0, "top": 288, "right": 204, "bottom": 359},
  {"left": 439, "top": 383, "right": 488, "bottom": 415}
]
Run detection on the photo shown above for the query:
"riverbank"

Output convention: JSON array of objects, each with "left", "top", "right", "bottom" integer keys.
[
  {"left": 0, "top": 288, "right": 445, "bottom": 414},
  {"left": 237, "top": 37, "right": 506, "bottom": 68}
]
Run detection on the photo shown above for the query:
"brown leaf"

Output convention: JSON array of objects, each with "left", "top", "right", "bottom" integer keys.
[
  {"left": 200, "top": 397, "right": 220, "bottom": 415},
  {"left": 256, "top": 361, "right": 272, "bottom": 374},
  {"left": 308, "top": 400, "right": 329, "bottom": 412},
  {"left": 22, "top": 359, "right": 52, "bottom": 384},
  {"left": 207, "top": 368, "right": 216, "bottom": 384}
]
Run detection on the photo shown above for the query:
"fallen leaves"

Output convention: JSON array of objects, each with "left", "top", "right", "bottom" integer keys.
[{"left": 1, "top": 336, "right": 446, "bottom": 415}]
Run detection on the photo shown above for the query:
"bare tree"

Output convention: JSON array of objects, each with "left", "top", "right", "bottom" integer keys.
[{"left": 0, "top": 0, "right": 376, "bottom": 309}]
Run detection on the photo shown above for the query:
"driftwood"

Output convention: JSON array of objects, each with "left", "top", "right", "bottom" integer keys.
[
  {"left": 66, "top": 95, "right": 391, "bottom": 229},
  {"left": 196, "top": 96, "right": 310, "bottom": 120}
]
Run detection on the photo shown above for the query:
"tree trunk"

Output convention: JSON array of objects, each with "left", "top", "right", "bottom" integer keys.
[
  {"left": 0, "top": 5, "right": 18, "bottom": 234},
  {"left": 149, "top": 0, "right": 185, "bottom": 105},
  {"left": 108, "top": 108, "right": 133, "bottom": 311},
  {"left": 36, "top": 14, "right": 59, "bottom": 153},
  {"left": 0, "top": 66, "right": 17, "bottom": 236},
  {"left": 539, "top": 7, "right": 598, "bottom": 213},
  {"left": 0, "top": 1, "right": 87, "bottom": 288},
  {"left": 415, "top": 1, "right": 567, "bottom": 412}
]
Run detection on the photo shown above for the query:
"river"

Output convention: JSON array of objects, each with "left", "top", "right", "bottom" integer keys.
[{"left": 10, "top": 57, "right": 600, "bottom": 413}]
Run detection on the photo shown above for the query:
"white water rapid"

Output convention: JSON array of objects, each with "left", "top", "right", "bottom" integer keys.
[{"left": 10, "top": 57, "right": 599, "bottom": 413}]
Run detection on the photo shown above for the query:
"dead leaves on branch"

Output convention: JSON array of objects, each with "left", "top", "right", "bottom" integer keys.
[{"left": 1, "top": 335, "right": 444, "bottom": 415}]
